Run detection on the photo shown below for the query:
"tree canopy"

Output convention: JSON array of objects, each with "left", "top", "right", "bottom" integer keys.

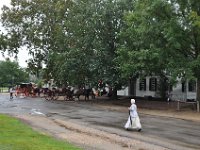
[
  {"left": 0, "top": 59, "right": 29, "bottom": 87},
  {"left": 116, "top": 0, "right": 200, "bottom": 99},
  {"left": 0, "top": 0, "right": 131, "bottom": 91},
  {"left": 1, "top": 0, "right": 200, "bottom": 100}
]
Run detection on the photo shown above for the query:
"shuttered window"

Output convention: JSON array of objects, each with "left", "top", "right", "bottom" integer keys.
[
  {"left": 149, "top": 78, "right": 157, "bottom": 91},
  {"left": 188, "top": 80, "right": 196, "bottom": 92},
  {"left": 139, "top": 79, "right": 146, "bottom": 91}
]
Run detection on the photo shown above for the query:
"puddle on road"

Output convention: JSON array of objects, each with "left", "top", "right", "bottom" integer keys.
[{"left": 30, "top": 109, "right": 45, "bottom": 116}]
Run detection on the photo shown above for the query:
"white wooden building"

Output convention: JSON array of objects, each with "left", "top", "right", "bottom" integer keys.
[{"left": 117, "top": 77, "right": 197, "bottom": 101}]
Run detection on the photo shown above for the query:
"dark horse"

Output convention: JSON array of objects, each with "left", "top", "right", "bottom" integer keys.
[{"left": 70, "top": 87, "right": 95, "bottom": 100}]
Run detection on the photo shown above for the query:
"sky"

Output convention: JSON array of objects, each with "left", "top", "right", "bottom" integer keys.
[{"left": 0, "top": 0, "right": 31, "bottom": 68}]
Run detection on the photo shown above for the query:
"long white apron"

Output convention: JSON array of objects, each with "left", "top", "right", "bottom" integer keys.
[{"left": 124, "top": 115, "right": 142, "bottom": 129}]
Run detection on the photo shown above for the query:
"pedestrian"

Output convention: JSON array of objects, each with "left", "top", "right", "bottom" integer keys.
[
  {"left": 9, "top": 87, "right": 14, "bottom": 100},
  {"left": 124, "top": 99, "right": 142, "bottom": 132}
]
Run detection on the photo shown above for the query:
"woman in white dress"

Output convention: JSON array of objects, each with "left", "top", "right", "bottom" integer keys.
[{"left": 124, "top": 99, "right": 142, "bottom": 132}]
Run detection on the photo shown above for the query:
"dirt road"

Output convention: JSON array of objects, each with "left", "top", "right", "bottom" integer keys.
[{"left": 0, "top": 94, "right": 200, "bottom": 150}]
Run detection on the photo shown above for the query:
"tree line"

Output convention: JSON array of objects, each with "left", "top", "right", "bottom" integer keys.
[
  {"left": 0, "top": 0, "right": 200, "bottom": 100},
  {"left": 0, "top": 59, "right": 29, "bottom": 87}
]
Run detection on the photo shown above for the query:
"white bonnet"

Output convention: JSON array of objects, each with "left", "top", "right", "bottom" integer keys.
[{"left": 131, "top": 99, "right": 135, "bottom": 104}]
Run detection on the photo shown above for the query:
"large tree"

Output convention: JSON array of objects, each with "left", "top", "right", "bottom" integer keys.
[
  {"left": 1, "top": 0, "right": 133, "bottom": 98},
  {"left": 117, "top": 0, "right": 200, "bottom": 100},
  {"left": 63, "top": 0, "right": 130, "bottom": 90}
]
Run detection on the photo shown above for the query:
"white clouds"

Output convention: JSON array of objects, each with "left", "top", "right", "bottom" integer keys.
[{"left": 0, "top": 0, "right": 31, "bottom": 68}]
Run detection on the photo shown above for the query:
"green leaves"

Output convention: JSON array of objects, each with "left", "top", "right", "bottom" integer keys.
[
  {"left": 2, "top": 0, "right": 200, "bottom": 100},
  {"left": 116, "top": 0, "right": 200, "bottom": 99},
  {"left": 0, "top": 59, "right": 29, "bottom": 86}
]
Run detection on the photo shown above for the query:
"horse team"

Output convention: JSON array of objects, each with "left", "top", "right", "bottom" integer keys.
[{"left": 14, "top": 83, "right": 96, "bottom": 101}]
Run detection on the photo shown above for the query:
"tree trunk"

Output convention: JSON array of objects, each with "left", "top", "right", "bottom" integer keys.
[
  {"left": 129, "top": 77, "right": 136, "bottom": 96},
  {"left": 159, "top": 75, "right": 168, "bottom": 100},
  {"left": 196, "top": 77, "right": 200, "bottom": 101},
  {"left": 111, "top": 87, "right": 118, "bottom": 100}
]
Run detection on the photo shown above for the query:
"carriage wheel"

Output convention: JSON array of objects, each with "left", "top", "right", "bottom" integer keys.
[
  {"left": 44, "top": 95, "right": 51, "bottom": 101},
  {"left": 64, "top": 95, "right": 69, "bottom": 101},
  {"left": 44, "top": 96, "right": 50, "bottom": 101},
  {"left": 44, "top": 93, "right": 52, "bottom": 101}
]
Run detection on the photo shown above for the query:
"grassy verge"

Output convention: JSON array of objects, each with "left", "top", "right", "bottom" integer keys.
[{"left": 0, "top": 114, "right": 81, "bottom": 150}]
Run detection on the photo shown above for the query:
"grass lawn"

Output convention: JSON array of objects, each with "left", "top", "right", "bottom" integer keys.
[{"left": 0, "top": 114, "right": 81, "bottom": 150}]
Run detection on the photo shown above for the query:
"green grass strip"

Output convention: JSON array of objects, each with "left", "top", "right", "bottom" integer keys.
[{"left": 0, "top": 114, "right": 81, "bottom": 150}]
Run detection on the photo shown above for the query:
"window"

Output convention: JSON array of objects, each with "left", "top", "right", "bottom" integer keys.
[
  {"left": 188, "top": 80, "right": 196, "bottom": 92},
  {"left": 149, "top": 77, "right": 157, "bottom": 91},
  {"left": 139, "top": 78, "right": 146, "bottom": 91}
]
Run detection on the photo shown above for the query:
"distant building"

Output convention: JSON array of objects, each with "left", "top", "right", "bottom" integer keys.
[{"left": 117, "top": 76, "right": 196, "bottom": 101}]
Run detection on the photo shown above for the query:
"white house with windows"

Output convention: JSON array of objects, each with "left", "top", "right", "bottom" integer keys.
[{"left": 117, "top": 76, "right": 197, "bottom": 101}]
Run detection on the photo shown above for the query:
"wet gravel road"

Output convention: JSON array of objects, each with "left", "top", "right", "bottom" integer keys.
[{"left": 0, "top": 94, "right": 200, "bottom": 150}]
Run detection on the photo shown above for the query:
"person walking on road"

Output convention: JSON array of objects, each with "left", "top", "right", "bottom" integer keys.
[
  {"left": 124, "top": 99, "right": 142, "bottom": 132},
  {"left": 9, "top": 87, "right": 14, "bottom": 100}
]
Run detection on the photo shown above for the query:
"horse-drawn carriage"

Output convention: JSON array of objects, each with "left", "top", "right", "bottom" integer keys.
[
  {"left": 15, "top": 82, "right": 96, "bottom": 101},
  {"left": 43, "top": 86, "right": 95, "bottom": 101},
  {"left": 15, "top": 82, "right": 40, "bottom": 97}
]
